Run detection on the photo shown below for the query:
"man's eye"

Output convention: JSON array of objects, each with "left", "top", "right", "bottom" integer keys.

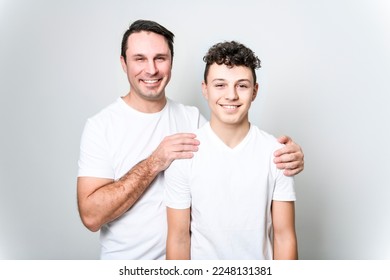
[{"left": 155, "top": 56, "right": 169, "bottom": 62}]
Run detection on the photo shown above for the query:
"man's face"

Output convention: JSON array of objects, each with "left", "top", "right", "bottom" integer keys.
[
  {"left": 121, "top": 31, "right": 172, "bottom": 104},
  {"left": 202, "top": 63, "right": 258, "bottom": 127}
]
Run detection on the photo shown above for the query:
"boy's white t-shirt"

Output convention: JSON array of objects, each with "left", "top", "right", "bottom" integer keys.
[
  {"left": 78, "top": 97, "right": 204, "bottom": 259},
  {"left": 164, "top": 122, "right": 296, "bottom": 260}
]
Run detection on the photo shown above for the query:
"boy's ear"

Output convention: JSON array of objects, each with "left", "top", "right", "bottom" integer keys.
[
  {"left": 201, "top": 81, "right": 208, "bottom": 100},
  {"left": 252, "top": 83, "right": 259, "bottom": 101}
]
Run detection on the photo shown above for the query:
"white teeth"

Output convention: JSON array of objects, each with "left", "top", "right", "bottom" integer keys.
[
  {"left": 222, "top": 105, "right": 238, "bottom": 109},
  {"left": 143, "top": 79, "right": 158, "bottom": 84}
]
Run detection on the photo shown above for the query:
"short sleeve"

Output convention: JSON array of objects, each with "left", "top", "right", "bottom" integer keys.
[
  {"left": 164, "top": 158, "right": 192, "bottom": 209},
  {"left": 77, "top": 118, "right": 114, "bottom": 179},
  {"left": 269, "top": 140, "right": 296, "bottom": 202},
  {"left": 272, "top": 167, "right": 296, "bottom": 201}
]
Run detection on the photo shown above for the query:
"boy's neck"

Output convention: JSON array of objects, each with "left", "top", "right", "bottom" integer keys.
[{"left": 209, "top": 119, "right": 251, "bottom": 148}]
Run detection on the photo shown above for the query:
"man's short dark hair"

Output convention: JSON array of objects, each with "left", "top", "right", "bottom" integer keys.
[{"left": 121, "top": 19, "right": 175, "bottom": 62}]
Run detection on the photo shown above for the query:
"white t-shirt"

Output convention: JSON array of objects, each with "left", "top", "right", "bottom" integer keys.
[
  {"left": 78, "top": 97, "right": 205, "bottom": 259},
  {"left": 164, "top": 122, "right": 296, "bottom": 259}
]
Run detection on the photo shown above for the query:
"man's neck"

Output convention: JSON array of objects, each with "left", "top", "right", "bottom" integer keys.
[{"left": 122, "top": 93, "right": 167, "bottom": 113}]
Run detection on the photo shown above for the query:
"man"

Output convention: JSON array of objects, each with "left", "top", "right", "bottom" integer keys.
[
  {"left": 77, "top": 20, "right": 303, "bottom": 260},
  {"left": 165, "top": 41, "right": 297, "bottom": 259}
]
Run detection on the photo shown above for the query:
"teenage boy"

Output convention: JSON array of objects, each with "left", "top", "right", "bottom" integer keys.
[{"left": 165, "top": 41, "right": 298, "bottom": 260}]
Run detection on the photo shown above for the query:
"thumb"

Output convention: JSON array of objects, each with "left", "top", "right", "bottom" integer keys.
[{"left": 277, "top": 135, "right": 291, "bottom": 145}]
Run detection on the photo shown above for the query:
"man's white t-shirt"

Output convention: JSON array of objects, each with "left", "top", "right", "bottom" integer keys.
[
  {"left": 78, "top": 97, "right": 205, "bottom": 259},
  {"left": 164, "top": 122, "right": 296, "bottom": 259}
]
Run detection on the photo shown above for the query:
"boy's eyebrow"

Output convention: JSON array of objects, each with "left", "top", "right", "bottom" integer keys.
[{"left": 211, "top": 78, "right": 252, "bottom": 83}]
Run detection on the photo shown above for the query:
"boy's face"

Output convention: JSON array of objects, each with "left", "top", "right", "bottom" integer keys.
[{"left": 202, "top": 63, "right": 258, "bottom": 127}]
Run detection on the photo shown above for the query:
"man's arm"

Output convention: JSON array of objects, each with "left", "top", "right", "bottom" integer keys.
[
  {"left": 272, "top": 201, "right": 298, "bottom": 260},
  {"left": 275, "top": 136, "right": 304, "bottom": 176},
  {"left": 77, "top": 133, "right": 199, "bottom": 232},
  {"left": 166, "top": 207, "right": 191, "bottom": 260}
]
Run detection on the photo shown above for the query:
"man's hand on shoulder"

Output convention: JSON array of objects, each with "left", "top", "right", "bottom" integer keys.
[{"left": 274, "top": 135, "right": 304, "bottom": 176}]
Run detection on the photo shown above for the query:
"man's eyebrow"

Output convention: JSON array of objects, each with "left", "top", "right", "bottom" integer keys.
[
  {"left": 130, "top": 53, "right": 170, "bottom": 58},
  {"left": 155, "top": 53, "right": 170, "bottom": 57},
  {"left": 211, "top": 78, "right": 226, "bottom": 83},
  {"left": 237, "top": 79, "right": 252, "bottom": 83},
  {"left": 130, "top": 53, "right": 145, "bottom": 58}
]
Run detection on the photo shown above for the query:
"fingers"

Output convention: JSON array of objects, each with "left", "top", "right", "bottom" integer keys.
[
  {"left": 167, "top": 133, "right": 198, "bottom": 140},
  {"left": 274, "top": 139, "right": 305, "bottom": 176},
  {"left": 164, "top": 133, "right": 200, "bottom": 153},
  {"left": 275, "top": 155, "right": 302, "bottom": 170},
  {"left": 274, "top": 142, "right": 301, "bottom": 159},
  {"left": 275, "top": 158, "right": 304, "bottom": 177},
  {"left": 283, "top": 166, "right": 304, "bottom": 177},
  {"left": 151, "top": 133, "right": 201, "bottom": 171},
  {"left": 277, "top": 135, "right": 292, "bottom": 146}
]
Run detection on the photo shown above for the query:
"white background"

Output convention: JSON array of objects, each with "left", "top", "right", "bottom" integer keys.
[{"left": 1, "top": 0, "right": 389, "bottom": 259}]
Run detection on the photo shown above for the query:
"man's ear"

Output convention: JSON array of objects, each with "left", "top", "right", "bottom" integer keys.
[
  {"left": 120, "top": 56, "right": 127, "bottom": 73},
  {"left": 252, "top": 83, "right": 259, "bottom": 101},
  {"left": 201, "top": 81, "right": 208, "bottom": 100}
]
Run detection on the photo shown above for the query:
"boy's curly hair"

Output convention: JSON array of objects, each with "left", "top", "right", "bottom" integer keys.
[{"left": 203, "top": 41, "right": 261, "bottom": 84}]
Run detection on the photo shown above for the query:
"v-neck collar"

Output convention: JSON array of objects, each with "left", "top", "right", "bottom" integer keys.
[{"left": 205, "top": 122, "right": 253, "bottom": 153}]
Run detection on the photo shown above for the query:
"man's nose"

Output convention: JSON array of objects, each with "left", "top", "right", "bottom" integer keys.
[{"left": 145, "top": 60, "right": 158, "bottom": 75}]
